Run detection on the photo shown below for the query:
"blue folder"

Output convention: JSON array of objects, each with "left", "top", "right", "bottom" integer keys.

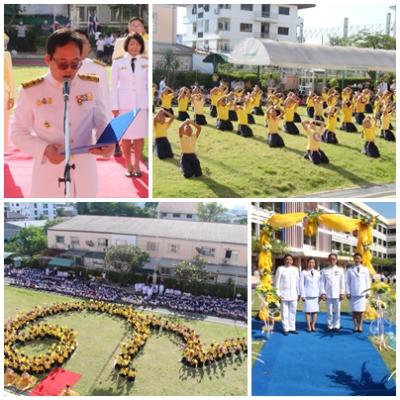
[{"left": 65, "top": 109, "right": 140, "bottom": 155}]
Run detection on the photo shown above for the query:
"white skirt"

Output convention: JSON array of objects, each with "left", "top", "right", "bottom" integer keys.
[
  {"left": 350, "top": 295, "right": 367, "bottom": 312},
  {"left": 304, "top": 297, "right": 319, "bottom": 313},
  {"left": 120, "top": 108, "right": 148, "bottom": 140}
]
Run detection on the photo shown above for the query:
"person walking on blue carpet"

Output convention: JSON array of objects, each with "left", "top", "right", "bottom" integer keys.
[
  {"left": 274, "top": 254, "right": 300, "bottom": 336},
  {"left": 320, "top": 253, "right": 345, "bottom": 331},
  {"left": 346, "top": 253, "right": 371, "bottom": 333},
  {"left": 300, "top": 257, "right": 321, "bottom": 333}
]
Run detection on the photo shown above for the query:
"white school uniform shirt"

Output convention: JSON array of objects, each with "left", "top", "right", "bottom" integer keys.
[
  {"left": 79, "top": 58, "right": 111, "bottom": 117},
  {"left": 110, "top": 53, "right": 148, "bottom": 111},
  {"left": 346, "top": 265, "right": 370, "bottom": 296},
  {"left": 11, "top": 72, "right": 108, "bottom": 198},
  {"left": 320, "top": 265, "right": 345, "bottom": 299},
  {"left": 274, "top": 265, "right": 300, "bottom": 301},
  {"left": 300, "top": 269, "right": 320, "bottom": 298}
]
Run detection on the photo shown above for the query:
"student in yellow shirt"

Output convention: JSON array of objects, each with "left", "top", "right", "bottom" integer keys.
[
  {"left": 341, "top": 100, "right": 357, "bottom": 132},
  {"left": 179, "top": 119, "right": 202, "bottom": 178},
  {"left": 322, "top": 106, "right": 339, "bottom": 144},
  {"left": 191, "top": 92, "right": 207, "bottom": 125},
  {"left": 154, "top": 109, "right": 174, "bottom": 159},
  {"left": 354, "top": 94, "right": 368, "bottom": 125},
  {"left": 283, "top": 95, "right": 299, "bottom": 135},
  {"left": 177, "top": 87, "right": 190, "bottom": 121},
  {"left": 362, "top": 116, "right": 380, "bottom": 158},
  {"left": 235, "top": 102, "right": 253, "bottom": 137},
  {"left": 306, "top": 91, "right": 315, "bottom": 118},
  {"left": 266, "top": 106, "right": 284, "bottom": 148},
  {"left": 313, "top": 95, "right": 324, "bottom": 121},
  {"left": 216, "top": 95, "right": 234, "bottom": 131},
  {"left": 380, "top": 104, "right": 395, "bottom": 142},
  {"left": 209, "top": 86, "right": 225, "bottom": 118},
  {"left": 321, "top": 87, "right": 329, "bottom": 108},
  {"left": 252, "top": 85, "right": 264, "bottom": 115},
  {"left": 302, "top": 120, "right": 329, "bottom": 165},
  {"left": 161, "top": 87, "right": 175, "bottom": 114}
]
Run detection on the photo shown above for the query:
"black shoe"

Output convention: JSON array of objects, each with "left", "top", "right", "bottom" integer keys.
[
  {"left": 283, "top": 331, "right": 289, "bottom": 336},
  {"left": 333, "top": 328, "right": 340, "bottom": 332},
  {"left": 290, "top": 330, "right": 298, "bottom": 335}
]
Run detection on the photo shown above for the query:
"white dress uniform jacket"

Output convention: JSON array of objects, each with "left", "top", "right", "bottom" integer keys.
[
  {"left": 274, "top": 265, "right": 300, "bottom": 301},
  {"left": 320, "top": 265, "right": 345, "bottom": 299},
  {"left": 110, "top": 54, "right": 148, "bottom": 139},
  {"left": 11, "top": 72, "right": 108, "bottom": 198},
  {"left": 300, "top": 269, "right": 321, "bottom": 298},
  {"left": 346, "top": 265, "right": 371, "bottom": 296},
  {"left": 79, "top": 58, "right": 111, "bottom": 118}
]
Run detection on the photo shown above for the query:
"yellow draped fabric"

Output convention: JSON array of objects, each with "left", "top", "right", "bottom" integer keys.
[
  {"left": 304, "top": 217, "right": 318, "bottom": 237},
  {"left": 356, "top": 221, "right": 376, "bottom": 275},
  {"left": 318, "top": 213, "right": 359, "bottom": 233},
  {"left": 267, "top": 213, "right": 306, "bottom": 228},
  {"left": 258, "top": 232, "right": 272, "bottom": 272}
]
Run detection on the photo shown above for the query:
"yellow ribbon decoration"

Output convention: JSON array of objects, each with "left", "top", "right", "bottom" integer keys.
[
  {"left": 258, "top": 232, "right": 272, "bottom": 272},
  {"left": 356, "top": 220, "right": 376, "bottom": 275},
  {"left": 267, "top": 212, "right": 307, "bottom": 228},
  {"left": 318, "top": 213, "right": 360, "bottom": 233}
]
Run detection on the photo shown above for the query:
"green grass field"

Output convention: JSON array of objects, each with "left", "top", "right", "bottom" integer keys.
[
  {"left": 5, "top": 286, "right": 247, "bottom": 396},
  {"left": 152, "top": 106, "right": 396, "bottom": 197}
]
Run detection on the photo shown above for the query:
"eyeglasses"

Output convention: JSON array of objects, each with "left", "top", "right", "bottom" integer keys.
[{"left": 51, "top": 58, "right": 82, "bottom": 70}]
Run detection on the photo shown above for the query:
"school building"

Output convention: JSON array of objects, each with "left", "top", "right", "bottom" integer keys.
[{"left": 47, "top": 215, "right": 247, "bottom": 287}]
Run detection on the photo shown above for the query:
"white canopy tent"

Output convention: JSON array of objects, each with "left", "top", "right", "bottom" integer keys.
[{"left": 230, "top": 38, "right": 396, "bottom": 72}]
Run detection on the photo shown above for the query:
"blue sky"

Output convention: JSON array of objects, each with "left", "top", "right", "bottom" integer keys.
[{"left": 364, "top": 202, "right": 396, "bottom": 219}]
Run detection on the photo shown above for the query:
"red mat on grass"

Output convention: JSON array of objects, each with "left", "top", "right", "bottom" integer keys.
[
  {"left": 29, "top": 368, "right": 81, "bottom": 396},
  {"left": 5, "top": 145, "right": 148, "bottom": 198}
]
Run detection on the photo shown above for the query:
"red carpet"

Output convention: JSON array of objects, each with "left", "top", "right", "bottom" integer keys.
[
  {"left": 29, "top": 368, "right": 81, "bottom": 396},
  {"left": 4, "top": 145, "right": 148, "bottom": 198}
]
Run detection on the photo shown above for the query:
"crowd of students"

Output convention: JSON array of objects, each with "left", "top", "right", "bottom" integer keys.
[
  {"left": 4, "top": 300, "right": 247, "bottom": 387},
  {"left": 152, "top": 79, "right": 395, "bottom": 175},
  {"left": 6, "top": 267, "right": 247, "bottom": 321}
]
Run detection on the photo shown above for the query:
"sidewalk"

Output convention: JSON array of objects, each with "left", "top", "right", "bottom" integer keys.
[{"left": 298, "top": 183, "right": 396, "bottom": 198}]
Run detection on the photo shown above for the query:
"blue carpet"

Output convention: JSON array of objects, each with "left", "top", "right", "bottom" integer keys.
[{"left": 252, "top": 313, "right": 396, "bottom": 396}]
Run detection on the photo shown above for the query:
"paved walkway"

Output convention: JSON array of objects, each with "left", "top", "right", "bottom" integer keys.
[
  {"left": 252, "top": 313, "right": 396, "bottom": 396},
  {"left": 300, "top": 183, "right": 396, "bottom": 198}
]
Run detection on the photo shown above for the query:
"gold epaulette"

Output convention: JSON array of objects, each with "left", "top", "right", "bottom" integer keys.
[
  {"left": 78, "top": 73, "right": 99, "bottom": 83},
  {"left": 21, "top": 77, "right": 44, "bottom": 89},
  {"left": 93, "top": 59, "right": 107, "bottom": 67},
  {"left": 114, "top": 55, "right": 124, "bottom": 61}
]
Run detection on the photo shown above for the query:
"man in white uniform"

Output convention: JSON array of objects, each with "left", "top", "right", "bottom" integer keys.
[
  {"left": 320, "top": 253, "right": 345, "bottom": 331},
  {"left": 274, "top": 254, "right": 300, "bottom": 336},
  {"left": 346, "top": 253, "right": 371, "bottom": 333},
  {"left": 11, "top": 29, "right": 114, "bottom": 198},
  {"left": 75, "top": 29, "right": 111, "bottom": 117}
]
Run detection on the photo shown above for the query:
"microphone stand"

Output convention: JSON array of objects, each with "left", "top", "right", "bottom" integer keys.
[{"left": 58, "top": 79, "right": 75, "bottom": 197}]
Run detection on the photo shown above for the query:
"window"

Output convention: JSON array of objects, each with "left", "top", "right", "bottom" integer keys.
[
  {"left": 279, "top": 6, "right": 290, "bottom": 15},
  {"left": 98, "top": 238, "right": 108, "bottom": 247},
  {"left": 147, "top": 241, "right": 158, "bottom": 251},
  {"left": 186, "top": 214, "right": 193, "bottom": 219},
  {"left": 192, "top": 6, "right": 197, "bottom": 14},
  {"left": 168, "top": 244, "right": 180, "bottom": 253},
  {"left": 161, "top": 267, "right": 171, "bottom": 275},
  {"left": 240, "top": 23, "right": 253, "bottom": 33},
  {"left": 56, "top": 236, "right": 64, "bottom": 244},
  {"left": 204, "top": 5, "right": 209, "bottom": 12},
  {"left": 116, "top": 239, "right": 127, "bottom": 246},
  {"left": 343, "top": 244, "right": 351, "bottom": 253},
  {"left": 278, "top": 27, "right": 289, "bottom": 35},
  {"left": 378, "top": 238, "right": 382, "bottom": 245},
  {"left": 161, "top": 212, "right": 167, "bottom": 217},
  {"left": 218, "top": 20, "right": 230, "bottom": 31},
  {"left": 218, "top": 4, "right": 231, "bottom": 9},
  {"left": 383, "top": 240, "right": 387, "bottom": 247},
  {"left": 204, "top": 20, "right": 209, "bottom": 33},
  {"left": 332, "top": 241, "right": 341, "bottom": 251},
  {"left": 44, "top": 204, "right": 48, "bottom": 209},
  {"left": 241, "top": 4, "right": 253, "bottom": 11},
  {"left": 332, "top": 203, "right": 341, "bottom": 212},
  {"left": 71, "top": 236, "right": 80, "bottom": 246},
  {"left": 198, "top": 32, "right": 203, "bottom": 38},
  {"left": 198, "top": 12, "right": 203, "bottom": 18},
  {"left": 202, "top": 247, "right": 215, "bottom": 257},
  {"left": 173, "top": 213, "right": 181, "bottom": 218},
  {"left": 225, "top": 249, "right": 239, "bottom": 262},
  {"left": 382, "top": 227, "right": 387, "bottom": 234},
  {"left": 193, "top": 23, "right": 197, "bottom": 34}
]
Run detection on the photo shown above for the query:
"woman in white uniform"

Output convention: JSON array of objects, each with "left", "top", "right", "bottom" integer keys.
[
  {"left": 111, "top": 33, "right": 148, "bottom": 177},
  {"left": 346, "top": 253, "right": 371, "bottom": 333},
  {"left": 300, "top": 257, "right": 320, "bottom": 332}
]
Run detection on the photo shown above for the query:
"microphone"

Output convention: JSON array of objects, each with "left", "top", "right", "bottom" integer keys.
[{"left": 63, "top": 79, "right": 71, "bottom": 100}]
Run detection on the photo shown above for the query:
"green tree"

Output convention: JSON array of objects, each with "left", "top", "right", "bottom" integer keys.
[
  {"left": 43, "top": 218, "right": 64, "bottom": 233},
  {"left": 156, "top": 49, "right": 181, "bottom": 87},
  {"left": 175, "top": 256, "right": 211, "bottom": 292},
  {"left": 5, "top": 226, "right": 47, "bottom": 256},
  {"left": 329, "top": 31, "right": 396, "bottom": 50},
  {"left": 104, "top": 245, "right": 149, "bottom": 273},
  {"left": 197, "top": 202, "right": 228, "bottom": 222}
]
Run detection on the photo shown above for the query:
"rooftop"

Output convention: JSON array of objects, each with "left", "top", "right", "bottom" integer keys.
[
  {"left": 157, "top": 202, "right": 200, "bottom": 214},
  {"left": 49, "top": 215, "right": 247, "bottom": 245}
]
